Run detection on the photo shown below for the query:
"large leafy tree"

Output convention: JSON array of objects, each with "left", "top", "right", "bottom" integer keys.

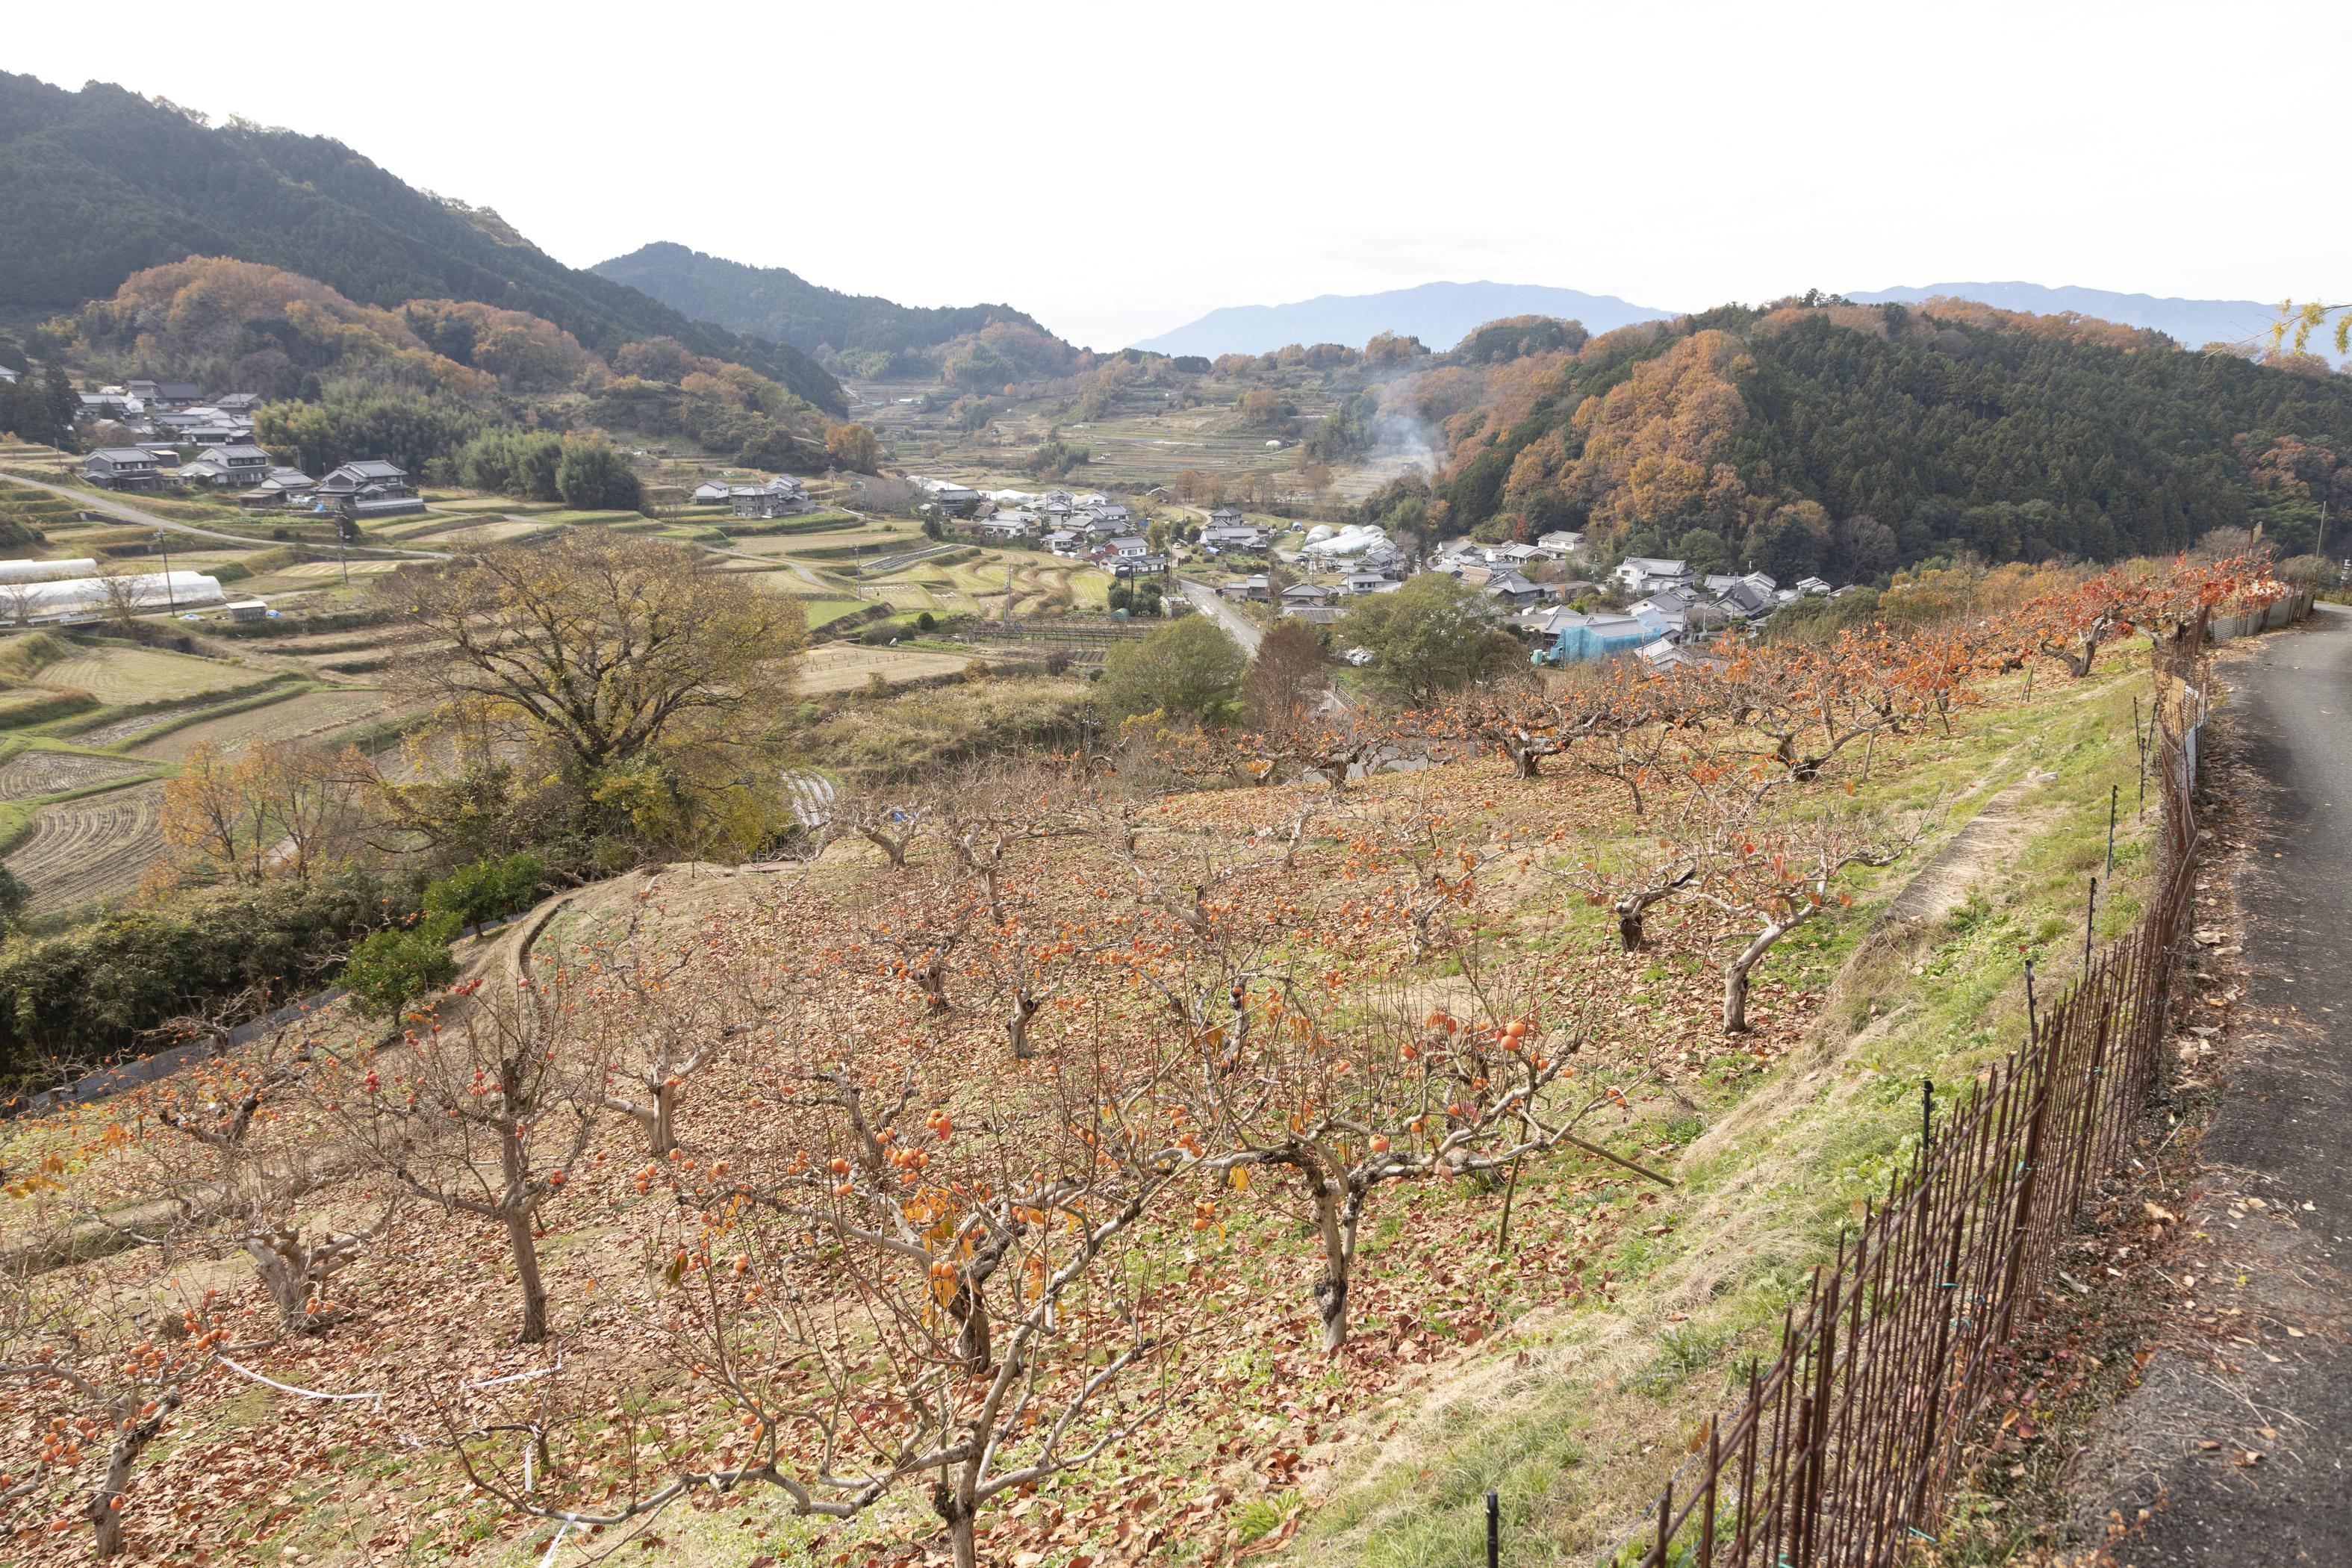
[
  {"left": 382, "top": 532, "right": 804, "bottom": 780},
  {"left": 1098, "top": 613, "right": 1245, "bottom": 721},
  {"left": 1337, "top": 572, "right": 1516, "bottom": 702}
]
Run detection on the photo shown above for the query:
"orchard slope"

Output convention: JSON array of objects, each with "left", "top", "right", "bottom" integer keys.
[{"left": 0, "top": 553, "right": 2285, "bottom": 1567}]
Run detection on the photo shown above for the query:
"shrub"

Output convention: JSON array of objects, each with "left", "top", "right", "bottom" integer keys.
[
  {"left": 915, "top": 611, "right": 936, "bottom": 632},
  {"left": 339, "top": 915, "right": 460, "bottom": 1019},
  {"left": 422, "top": 852, "right": 546, "bottom": 936},
  {"left": 0, "top": 869, "right": 416, "bottom": 1083}
]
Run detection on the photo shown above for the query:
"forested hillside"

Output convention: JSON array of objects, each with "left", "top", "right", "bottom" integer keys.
[
  {"left": 1359, "top": 299, "right": 2352, "bottom": 577},
  {"left": 0, "top": 74, "right": 844, "bottom": 413},
  {"left": 597, "top": 241, "right": 1061, "bottom": 377}
]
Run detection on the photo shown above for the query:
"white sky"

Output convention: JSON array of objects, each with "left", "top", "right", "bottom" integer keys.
[{"left": 8, "top": 0, "right": 2347, "bottom": 349}]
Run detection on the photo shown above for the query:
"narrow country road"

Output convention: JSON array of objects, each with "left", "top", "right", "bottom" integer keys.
[
  {"left": 3, "top": 471, "right": 450, "bottom": 560},
  {"left": 2079, "top": 603, "right": 2351, "bottom": 1564},
  {"left": 1177, "top": 575, "right": 1263, "bottom": 656}
]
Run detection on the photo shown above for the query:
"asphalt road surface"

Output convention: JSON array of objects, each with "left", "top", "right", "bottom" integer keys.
[
  {"left": 2079, "top": 603, "right": 2351, "bottom": 1565},
  {"left": 1178, "top": 576, "right": 1263, "bottom": 656}
]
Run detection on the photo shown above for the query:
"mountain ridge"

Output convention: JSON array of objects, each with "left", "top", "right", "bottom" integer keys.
[
  {"left": 1844, "top": 281, "right": 2283, "bottom": 352},
  {"left": 1130, "top": 280, "right": 1679, "bottom": 358},
  {"left": 595, "top": 243, "right": 1057, "bottom": 367},
  {"left": 0, "top": 73, "right": 844, "bottom": 413}
]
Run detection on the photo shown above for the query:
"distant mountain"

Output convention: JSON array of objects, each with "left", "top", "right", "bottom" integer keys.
[
  {"left": 597, "top": 243, "right": 1054, "bottom": 360},
  {"left": 1131, "top": 281, "right": 1679, "bottom": 358},
  {"left": 0, "top": 73, "right": 842, "bottom": 412},
  {"left": 1847, "top": 282, "right": 2280, "bottom": 352}
]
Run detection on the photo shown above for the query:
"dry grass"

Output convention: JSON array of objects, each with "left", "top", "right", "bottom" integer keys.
[
  {"left": 793, "top": 643, "right": 974, "bottom": 693},
  {"left": 35, "top": 647, "right": 260, "bottom": 706}
]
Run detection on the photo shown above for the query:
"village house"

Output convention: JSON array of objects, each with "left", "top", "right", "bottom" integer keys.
[
  {"left": 1534, "top": 609, "right": 1657, "bottom": 665},
  {"left": 732, "top": 479, "right": 810, "bottom": 520},
  {"left": 1198, "top": 523, "right": 1269, "bottom": 553},
  {"left": 1207, "top": 505, "right": 1245, "bottom": 529},
  {"left": 1535, "top": 530, "right": 1584, "bottom": 559},
  {"left": 1612, "top": 556, "right": 1691, "bottom": 594},
  {"left": 81, "top": 447, "right": 163, "bottom": 489},
  {"left": 1220, "top": 574, "right": 1272, "bottom": 603},
  {"left": 1281, "top": 582, "right": 1337, "bottom": 608},
  {"left": 1484, "top": 570, "right": 1549, "bottom": 609},
  {"left": 318, "top": 459, "right": 426, "bottom": 520},
  {"left": 1042, "top": 529, "right": 1080, "bottom": 553},
  {"left": 1342, "top": 570, "right": 1398, "bottom": 596},
  {"left": 1106, "top": 535, "right": 1151, "bottom": 561},
  {"left": 980, "top": 509, "right": 1039, "bottom": 538},
  {"left": 238, "top": 467, "right": 319, "bottom": 508}
]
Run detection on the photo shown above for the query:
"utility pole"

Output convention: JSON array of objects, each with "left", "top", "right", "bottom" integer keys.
[{"left": 154, "top": 529, "right": 175, "bottom": 612}]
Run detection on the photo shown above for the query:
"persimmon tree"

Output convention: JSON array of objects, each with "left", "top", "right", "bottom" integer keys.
[
  {"left": 843, "top": 794, "right": 927, "bottom": 871},
  {"left": 0, "top": 1269, "right": 228, "bottom": 1559},
  {"left": 136, "top": 1025, "right": 393, "bottom": 1334},
  {"left": 579, "top": 902, "right": 764, "bottom": 1157},
  {"left": 1692, "top": 803, "right": 1922, "bottom": 1032},
  {"left": 1185, "top": 962, "right": 1655, "bottom": 1354},
  {"left": 447, "top": 1036, "right": 1190, "bottom": 1568},
  {"left": 338, "top": 978, "right": 603, "bottom": 1343}
]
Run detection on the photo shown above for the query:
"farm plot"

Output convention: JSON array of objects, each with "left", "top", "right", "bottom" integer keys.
[
  {"left": 277, "top": 559, "right": 412, "bottom": 579},
  {"left": 36, "top": 646, "right": 268, "bottom": 706},
  {"left": 131, "top": 688, "right": 395, "bottom": 762},
  {"left": 0, "top": 749, "right": 151, "bottom": 800},
  {"left": 5, "top": 780, "right": 164, "bottom": 915},
  {"left": 794, "top": 644, "right": 973, "bottom": 694},
  {"left": 418, "top": 518, "right": 550, "bottom": 546}
]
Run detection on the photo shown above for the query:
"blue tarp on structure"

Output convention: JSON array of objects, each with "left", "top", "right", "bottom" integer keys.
[{"left": 1538, "top": 618, "right": 1655, "bottom": 665}]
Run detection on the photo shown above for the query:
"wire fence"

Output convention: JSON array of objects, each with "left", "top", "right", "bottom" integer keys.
[{"left": 1606, "top": 636, "right": 2233, "bottom": 1567}]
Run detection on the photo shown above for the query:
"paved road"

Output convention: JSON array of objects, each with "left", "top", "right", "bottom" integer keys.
[
  {"left": 1177, "top": 575, "right": 1263, "bottom": 656},
  {"left": 3, "top": 471, "right": 449, "bottom": 560},
  {"left": 2080, "top": 604, "right": 2351, "bottom": 1564}
]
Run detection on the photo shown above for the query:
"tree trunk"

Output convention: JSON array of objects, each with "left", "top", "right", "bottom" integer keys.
[
  {"left": 87, "top": 1396, "right": 172, "bottom": 1559},
  {"left": 1006, "top": 992, "right": 1039, "bottom": 1060},
  {"left": 505, "top": 1205, "right": 550, "bottom": 1343},
  {"left": 1722, "top": 921, "right": 1785, "bottom": 1033},
  {"left": 1511, "top": 744, "right": 1540, "bottom": 780},
  {"left": 651, "top": 1082, "right": 678, "bottom": 1157},
  {"left": 933, "top": 1480, "right": 977, "bottom": 1568},
  {"left": 245, "top": 1231, "right": 318, "bottom": 1331},
  {"left": 950, "top": 1275, "right": 992, "bottom": 1372},
  {"left": 1310, "top": 1180, "right": 1355, "bottom": 1354},
  {"left": 1617, "top": 904, "right": 1648, "bottom": 952}
]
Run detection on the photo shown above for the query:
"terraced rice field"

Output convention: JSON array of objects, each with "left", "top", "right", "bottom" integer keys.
[
  {"left": 794, "top": 644, "right": 973, "bottom": 694},
  {"left": 72, "top": 702, "right": 214, "bottom": 747},
  {"left": 278, "top": 559, "right": 411, "bottom": 579},
  {"left": 421, "top": 518, "right": 549, "bottom": 545},
  {"left": 131, "top": 688, "right": 393, "bottom": 762},
  {"left": 0, "top": 749, "right": 150, "bottom": 800},
  {"left": 5, "top": 780, "right": 164, "bottom": 915},
  {"left": 36, "top": 647, "right": 265, "bottom": 706}
]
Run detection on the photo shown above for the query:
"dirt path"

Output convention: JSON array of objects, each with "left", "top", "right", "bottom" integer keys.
[{"left": 2073, "top": 605, "right": 2352, "bottom": 1564}]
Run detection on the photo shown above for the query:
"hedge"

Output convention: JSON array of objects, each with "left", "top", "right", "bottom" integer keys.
[{"left": 0, "top": 868, "right": 417, "bottom": 1086}]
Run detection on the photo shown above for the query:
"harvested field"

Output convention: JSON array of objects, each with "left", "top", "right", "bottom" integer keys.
[
  {"left": 278, "top": 559, "right": 411, "bottom": 579},
  {"left": 72, "top": 700, "right": 216, "bottom": 746},
  {"left": 794, "top": 644, "right": 974, "bottom": 693},
  {"left": 0, "top": 749, "right": 150, "bottom": 800},
  {"left": 36, "top": 646, "right": 263, "bottom": 706},
  {"left": 4, "top": 779, "right": 163, "bottom": 915},
  {"left": 131, "top": 687, "right": 394, "bottom": 762},
  {"left": 417, "top": 517, "right": 547, "bottom": 545}
]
